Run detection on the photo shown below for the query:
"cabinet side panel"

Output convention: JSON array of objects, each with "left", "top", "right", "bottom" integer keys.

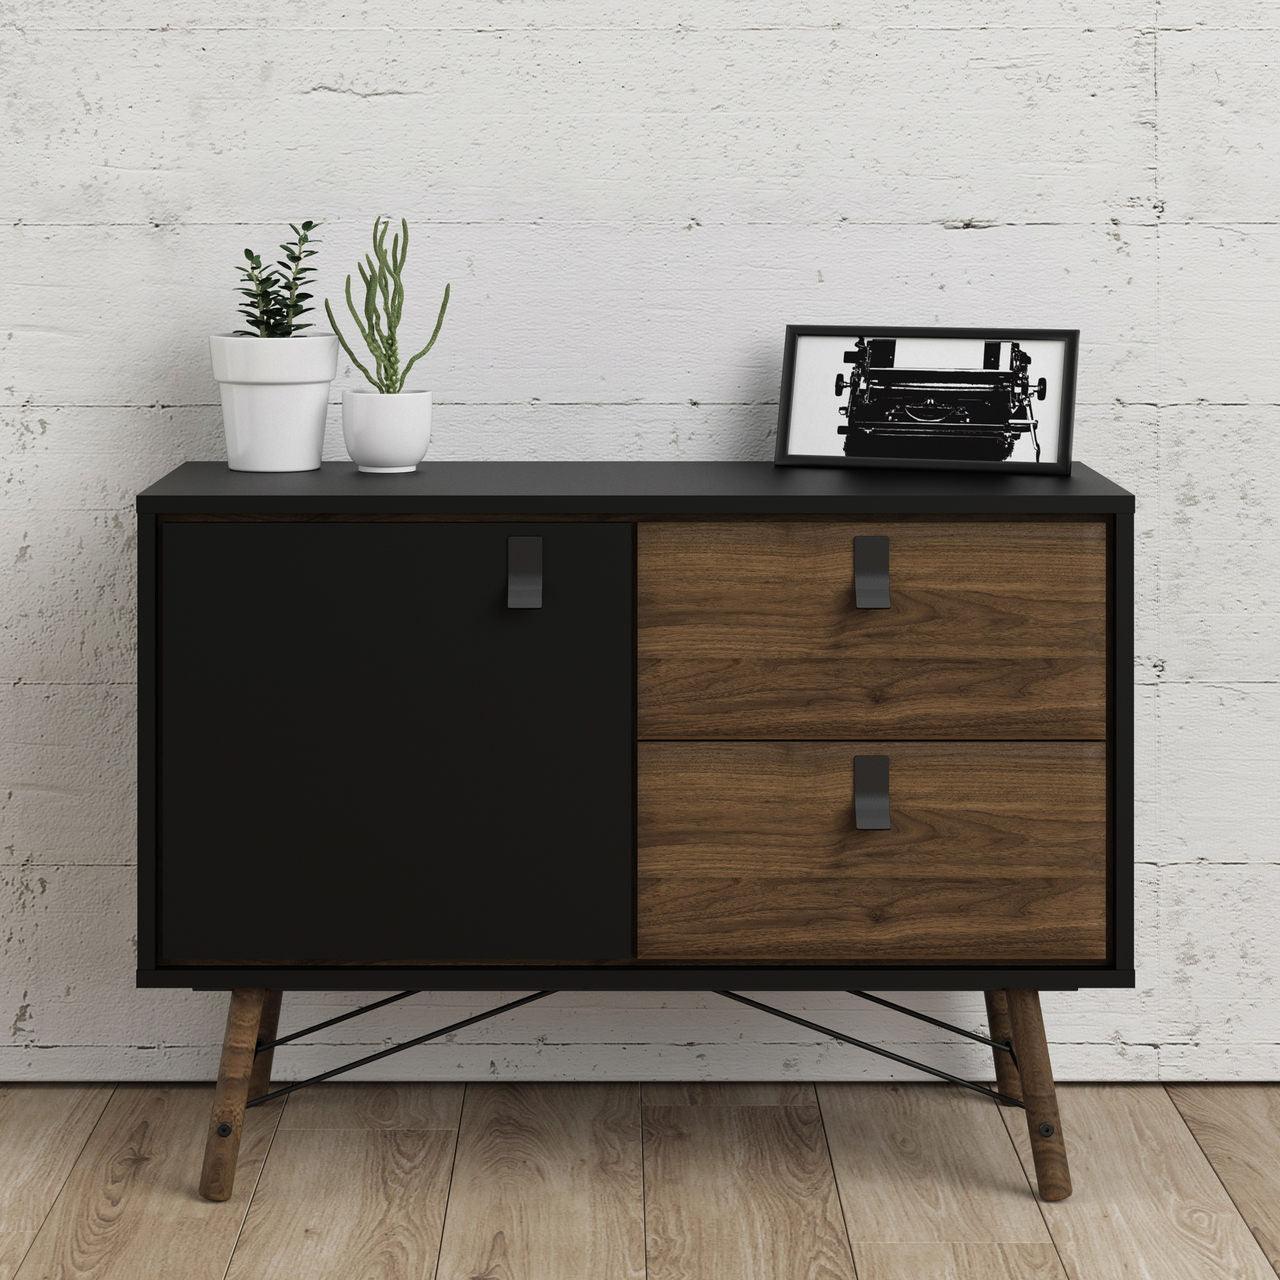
[{"left": 136, "top": 513, "right": 158, "bottom": 974}]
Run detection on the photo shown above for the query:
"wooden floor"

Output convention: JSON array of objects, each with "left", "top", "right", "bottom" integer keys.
[{"left": 1, "top": 1082, "right": 1277, "bottom": 1279}]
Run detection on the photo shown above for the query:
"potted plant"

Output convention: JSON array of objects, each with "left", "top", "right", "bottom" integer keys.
[
  {"left": 210, "top": 221, "right": 338, "bottom": 472},
  {"left": 325, "top": 217, "right": 450, "bottom": 473}
]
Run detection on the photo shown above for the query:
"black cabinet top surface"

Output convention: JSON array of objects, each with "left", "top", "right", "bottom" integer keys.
[{"left": 138, "top": 460, "right": 1134, "bottom": 515}]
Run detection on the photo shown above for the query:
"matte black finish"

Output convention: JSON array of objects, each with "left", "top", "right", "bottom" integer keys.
[
  {"left": 507, "top": 535, "right": 542, "bottom": 609},
  {"left": 136, "top": 460, "right": 1134, "bottom": 516},
  {"left": 136, "top": 460, "right": 1135, "bottom": 993},
  {"left": 137, "top": 965, "right": 1134, "bottom": 992},
  {"left": 152, "top": 520, "right": 633, "bottom": 967},
  {"left": 852, "top": 535, "right": 891, "bottom": 608},
  {"left": 853, "top": 755, "right": 892, "bottom": 830}
]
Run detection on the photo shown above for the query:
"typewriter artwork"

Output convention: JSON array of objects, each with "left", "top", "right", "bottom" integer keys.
[{"left": 835, "top": 337, "right": 1048, "bottom": 462}]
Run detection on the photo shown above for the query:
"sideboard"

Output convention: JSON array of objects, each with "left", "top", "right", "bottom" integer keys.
[{"left": 136, "top": 460, "right": 1134, "bottom": 1202}]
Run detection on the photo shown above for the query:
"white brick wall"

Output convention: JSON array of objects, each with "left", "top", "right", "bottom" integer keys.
[{"left": 2, "top": 1, "right": 1276, "bottom": 1082}]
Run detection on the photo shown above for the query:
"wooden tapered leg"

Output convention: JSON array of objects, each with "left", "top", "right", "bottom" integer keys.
[
  {"left": 199, "top": 987, "right": 267, "bottom": 1202},
  {"left": 1005, "top": 988, "right": 1071, "bottom": 1202},
  {"left": 983, "top": 990, "right": 1023, "bottom": 1105},
  {"left": 248, "top": 989, "right": 283, "bottom": 1101}
]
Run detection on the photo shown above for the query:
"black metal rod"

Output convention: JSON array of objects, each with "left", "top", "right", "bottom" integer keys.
[
  {"left": 847, "top": 990, "right": 1012, "bottom": 1053},
  {"left": 255, "top": 990, "right": 419, "bottom": 1054},
  {"left": 247, "top": 990, "right": 553, "bottom": 1108},
  {"left": 717, "top": 991, "right": 1023, "bottom": 1108}
]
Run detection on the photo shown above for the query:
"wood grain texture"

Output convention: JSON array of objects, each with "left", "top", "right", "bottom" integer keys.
[
  {"left": 1003, "top": 1086, "right": 1277, "bottom": 1280},
  {"left": 0, "top": 1086, "right": 111, "bottom": 1280},
  {"left": 15, "top": 1086, "right": 281, "bottom": 1280},
  {"left": 643, "top": 1103, "right": 855, "bottom": 1280},
  {"left": 279, "top": 1082, "right": 465, "bottom": 1131},
  {"left": 641, "top": 1082, "right": 817, "bottom": 1106},
  {"left": 200, "top": 987, "right": 266, "bottom": 1201},
  {"left": 225, "top": 1128, "right": 457, "bottom": 1280},
  {"left": 435, "top": 1084, "right": 644, "bottom": 1280},
  {"left": 984, "top": 991, "right": 1023, "bottom": 1104},
  {"left": 853, "top": 1243, "right": 1066, "bottom": 1280},
  {"left": 637, "top": 520, "right": 1107, "bottom": 740},
  {"left": 817, "top": 1084, "right": 1051, "bottom": 1245},
  {"left": 247, "top": 989, "right": 282, "bottom": 1101},
  {"left": 638, "top": 742, "right": 1107, "bottom": 963},
  {"left": 1005, "top": 989, "right": 1071, "bottom": 1202},
  {"left": 1167, "top": 1084, "right": 1280, "bottom": 1274}
]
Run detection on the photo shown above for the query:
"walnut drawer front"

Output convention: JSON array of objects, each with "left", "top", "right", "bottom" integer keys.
[
  {"left": 637, "top": 742, "right": 1108, "bottom": 965},
  {"left": 637, "top": 520, "right": 1107, "bottom": 740}
]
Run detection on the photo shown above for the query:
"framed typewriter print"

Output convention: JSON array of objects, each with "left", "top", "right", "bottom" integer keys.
[{"left": 775, "top": 326, "right": 1077, "bottom": 475}]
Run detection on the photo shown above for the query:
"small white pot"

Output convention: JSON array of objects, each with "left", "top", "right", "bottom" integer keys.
[
  {"left": 342, "top": 389, "right": 432, "bottom": 474},
  {"left": 210, "top": 334, "right": 338, "bottom": 472}
]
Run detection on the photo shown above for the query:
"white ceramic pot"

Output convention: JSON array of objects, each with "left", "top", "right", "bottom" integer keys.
[
  {"left": 210, "top": 334, "right": 338, "bottom": 472},
  {"left": 342, "top": 390, "right": 432, "bottom": 474}
]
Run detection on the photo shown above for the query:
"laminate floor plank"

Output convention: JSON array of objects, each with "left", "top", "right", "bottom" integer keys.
[
  {"left": 278, "top": 1082, "right": 464, "bottom": 1131},
  {"left": 435, "top": 1083, "right": 644, "bottom": 1280},
  {"left": 641, "top": 1082, "right": 817, "bottom": 1106},
  {"left": 1167, "top": 1085, "right": 1280, "bottom": 1277},
  {"left": 854, "top": 1243, "right": 1065, "bottom": 1280},
  {"left": 225, "top": 1128, "right": 456, "bottom": 1280},
  {"left": 0, "top": 1085, "right": 112, "bottom": 1280},
  {"left": 818, "top": 1084, "right": 1051, "bottom": 1245},
  {"left": 1003, "top": 1085, "right": 1275, "bottom": 1280},
  {"left": 14, "top": 1085, "right": 281, "bottom": 1280},
  {"left": 643, "top": 1103, "right": 855, "bottom": 1280}
]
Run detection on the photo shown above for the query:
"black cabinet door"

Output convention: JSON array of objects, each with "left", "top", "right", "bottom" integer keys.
[{"left": 155, "top": 521, "right": 634, "bottom": 966}]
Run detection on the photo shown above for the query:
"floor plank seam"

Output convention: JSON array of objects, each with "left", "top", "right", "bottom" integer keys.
[
  {"left": 9, "top": 1084, "right": 117, "bottom": 1280},
  {"left": 1164, "top": 1086, "right": 1280, "bottom": 1280},
  {"left": 813, "top": 1085, "right": 861, "bottom": 1280},
  {"left": 996, "top": 1090, "right": 1071, "bottom": 1278},
  {"left": 638, "top": 1085, "right": 652, "bottom": 1280},
  {"left": 430, "top": 1081, "right": 467, "bottom": 1280},
  {"left": 220, "top": 1088, "right": 288, "bottom": 1280}
]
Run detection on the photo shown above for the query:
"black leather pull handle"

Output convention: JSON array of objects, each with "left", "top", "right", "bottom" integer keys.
[
  {"left": 853, "top": 755, "right": 891, "bottom": 830},
  {"left": 507, "top": 536, "right": 542, "bottom": 609},
  {"left": 853, "top": 535, "right": 890, "bottom": 608}
]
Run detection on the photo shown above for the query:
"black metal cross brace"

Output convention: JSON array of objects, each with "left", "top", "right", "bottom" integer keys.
[
  {"left": 246, "top": 988, "right": 1022, "bottom": 1110},
  {"left": 717, "top": 991, "right": 1024, "bottom": 1108},
  {"left": 246, "top": 989, "right": 552, "bottom": 1108}
]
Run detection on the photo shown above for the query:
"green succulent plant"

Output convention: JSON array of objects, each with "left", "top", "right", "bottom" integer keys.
[
  {"left": 325, "top": 216, "right": 450, "bottom": 393},
  {"left": 234, "top": 221, "right": 320, "bottom": 337}
]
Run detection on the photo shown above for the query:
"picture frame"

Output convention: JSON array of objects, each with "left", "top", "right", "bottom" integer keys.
[{"left": 774, "top": 325, "right": 1078, "bottom": 475}]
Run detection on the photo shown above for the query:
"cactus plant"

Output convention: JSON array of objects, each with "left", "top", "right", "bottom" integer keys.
[{"left": 326, "top": 217, "right": 450, "bottom": 393}]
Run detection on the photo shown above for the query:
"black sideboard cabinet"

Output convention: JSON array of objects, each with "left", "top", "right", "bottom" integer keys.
[{"left": 136, "top": 460, "right": 1134, "bottom": 1202}]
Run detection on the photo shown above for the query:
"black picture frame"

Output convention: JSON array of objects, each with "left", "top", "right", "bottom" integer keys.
[{"left": 774, "top": 325, "right": 1078, "bottom": 476}]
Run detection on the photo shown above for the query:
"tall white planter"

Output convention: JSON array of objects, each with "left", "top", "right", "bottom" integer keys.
[
  {"left": 210, "top": 334, "right": 338, "bottom": 472},
  {"left": 342, "top": 390, "right": 432, "bottom": 473}
]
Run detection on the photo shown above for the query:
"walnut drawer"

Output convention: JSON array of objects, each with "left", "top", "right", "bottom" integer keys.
[
  {"left": 637, "top": 520, "right": 1107, "bottom": 740},
  {"left": 637, "top": 742, "right": 1108, "bottom": 965}
]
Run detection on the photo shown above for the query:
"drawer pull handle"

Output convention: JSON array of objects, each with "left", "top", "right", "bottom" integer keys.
[
  {"left": 507, "top": 536, "right": 543, "bottom": 609},
  {"left": 853, "top": 535, "right": 891, "bottom": 608},
  {"left": 853, "top": 755, "right": 891, "bottom": 830}
]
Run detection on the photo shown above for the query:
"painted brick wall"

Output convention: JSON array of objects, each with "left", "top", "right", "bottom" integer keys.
[{"left": 2, "top": 1, "right": 1276, "bottom": 1082}]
